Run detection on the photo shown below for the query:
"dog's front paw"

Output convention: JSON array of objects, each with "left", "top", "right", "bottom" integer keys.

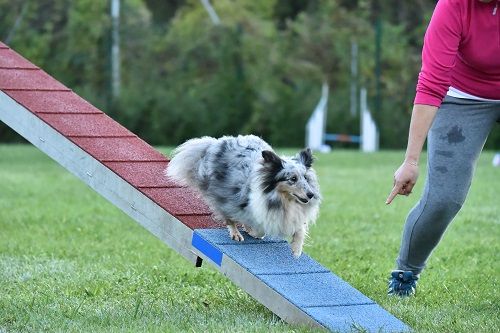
[
  {"left": 291, "top": 245, "right": 302, "bottom": 258},
  {"left": 290, "top": 230, "right": 305, "bottom": 259},
  {"left": 230, "top": 229, "right": 245, "bottom": 242}
]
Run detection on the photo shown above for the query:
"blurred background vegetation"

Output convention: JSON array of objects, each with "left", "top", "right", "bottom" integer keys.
[{"left": 1, "top": 0, "right": 498, "bottom": 148}]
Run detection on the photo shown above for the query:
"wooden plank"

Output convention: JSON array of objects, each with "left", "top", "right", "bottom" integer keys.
[
  {"left": 0, "top": 68, "right": 69, "bottom": 91},
  {"left": 4, "top": 90, "right": 102, "bottom": 114},
  {"left": 0, "top": 48, "right": 39, "bottom": 69},
  {"left": 192, "top": 229, "right": 412, "bottom": 332}
]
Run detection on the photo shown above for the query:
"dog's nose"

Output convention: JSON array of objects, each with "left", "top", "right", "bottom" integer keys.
[{"left": 306, "top": 192, "right": 314, "bottom": 199}]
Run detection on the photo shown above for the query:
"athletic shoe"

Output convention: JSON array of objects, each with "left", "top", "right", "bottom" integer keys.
[{"left": 388, "top": 270, "right": 418, "bottom": 297}]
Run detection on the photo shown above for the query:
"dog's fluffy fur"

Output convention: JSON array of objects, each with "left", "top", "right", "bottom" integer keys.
[{"left": 165, "top": 135, "right": 321, "bottom": 257}]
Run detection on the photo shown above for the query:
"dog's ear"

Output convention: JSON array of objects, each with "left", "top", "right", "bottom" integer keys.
[
  {"left": 298, "top": 148, "right": 314, "bottom": 168},
  {"left": 262, "top": 150, "right": 283, "bottom": 168}
]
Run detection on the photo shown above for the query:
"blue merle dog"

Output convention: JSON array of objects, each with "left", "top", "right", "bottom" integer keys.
[{"left": 166, "top": 135, "right": 321, "bottom": 258}]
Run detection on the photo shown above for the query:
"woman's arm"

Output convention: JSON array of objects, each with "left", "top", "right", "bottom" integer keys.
[
  {"left": 415, "top": 0, "right": 462, "bottom": 106},
  {"left": 386, "top": 104, "right": 438, "bottom": 204},
  {"left": 386, "top": 0, "right": 463, "bottom": 204}
]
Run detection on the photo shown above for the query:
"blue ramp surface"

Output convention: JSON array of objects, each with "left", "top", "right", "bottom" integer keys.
[{"left": 193, "top": 228, "right": 410, "bottom": 333}]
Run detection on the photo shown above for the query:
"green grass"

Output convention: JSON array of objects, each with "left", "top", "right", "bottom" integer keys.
[{"left": 0, "top": 144, "right": 498, "bottom": 333}]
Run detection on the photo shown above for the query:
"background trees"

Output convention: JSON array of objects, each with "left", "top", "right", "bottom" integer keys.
[{"left": 1, "top": 0, "right": 498, "bottom": 148}]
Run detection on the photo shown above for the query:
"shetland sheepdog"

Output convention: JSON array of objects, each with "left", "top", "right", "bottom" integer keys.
[{"left": 166, "top": 135, "right": 321, "bottom": 257}]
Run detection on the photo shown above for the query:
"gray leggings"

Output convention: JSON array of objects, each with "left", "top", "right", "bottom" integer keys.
[{"left": 397, "top": 96, "right": 500, "bottom": 275}]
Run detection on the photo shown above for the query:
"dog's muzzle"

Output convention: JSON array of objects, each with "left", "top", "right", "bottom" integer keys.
[{"left": 292, "top": 193, "right": 314, "bottom": 204}]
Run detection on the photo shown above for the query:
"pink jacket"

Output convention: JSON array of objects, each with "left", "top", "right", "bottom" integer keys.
[{"left": 415, "top": 0, "right": 500, "bottom": 106}]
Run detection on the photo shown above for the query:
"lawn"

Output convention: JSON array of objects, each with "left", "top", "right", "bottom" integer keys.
[{"left": 0, "top": 144, "right": 498, "bottom": 333}]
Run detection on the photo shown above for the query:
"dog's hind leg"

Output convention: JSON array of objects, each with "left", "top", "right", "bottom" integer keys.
[
  {"left": 290, "top": 226, "right": 306, "bottom": 258},
  {"left": 226, "top": 220, "right": 244, "bottom": 242}
]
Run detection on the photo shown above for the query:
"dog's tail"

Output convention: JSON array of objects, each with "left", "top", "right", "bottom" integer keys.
[{"left": 165, "top": 136, "right": 217, "bottom": 188}]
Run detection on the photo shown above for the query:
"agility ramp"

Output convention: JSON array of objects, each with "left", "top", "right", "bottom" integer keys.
[{"left": 0, "top": 42, "right": 410, "bottom": 332}]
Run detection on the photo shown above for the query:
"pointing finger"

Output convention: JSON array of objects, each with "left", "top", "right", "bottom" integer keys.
[{"left": 386, "top": 183, "right": 402, "bottom": 205}]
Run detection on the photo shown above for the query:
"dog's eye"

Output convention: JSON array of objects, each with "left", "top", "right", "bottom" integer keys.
[{"left": 290, "top": 176, "right": 298, "bottom": 183}]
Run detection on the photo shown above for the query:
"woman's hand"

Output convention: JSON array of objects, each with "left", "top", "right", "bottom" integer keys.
[
  {"left": 385, "top": 104, "right": 438, "bottom": 205},
  {"left": 386, "top": 161, "right": 419, "bottom": 204}
]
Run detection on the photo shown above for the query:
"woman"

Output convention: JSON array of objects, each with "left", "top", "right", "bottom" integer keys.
[{"left": 386, "top": 0, "right": 500, "bottom": 296}]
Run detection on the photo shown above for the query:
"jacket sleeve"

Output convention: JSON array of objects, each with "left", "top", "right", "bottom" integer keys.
[{"left": 414, "top": 0, "right": 463, "bottom": 107}]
